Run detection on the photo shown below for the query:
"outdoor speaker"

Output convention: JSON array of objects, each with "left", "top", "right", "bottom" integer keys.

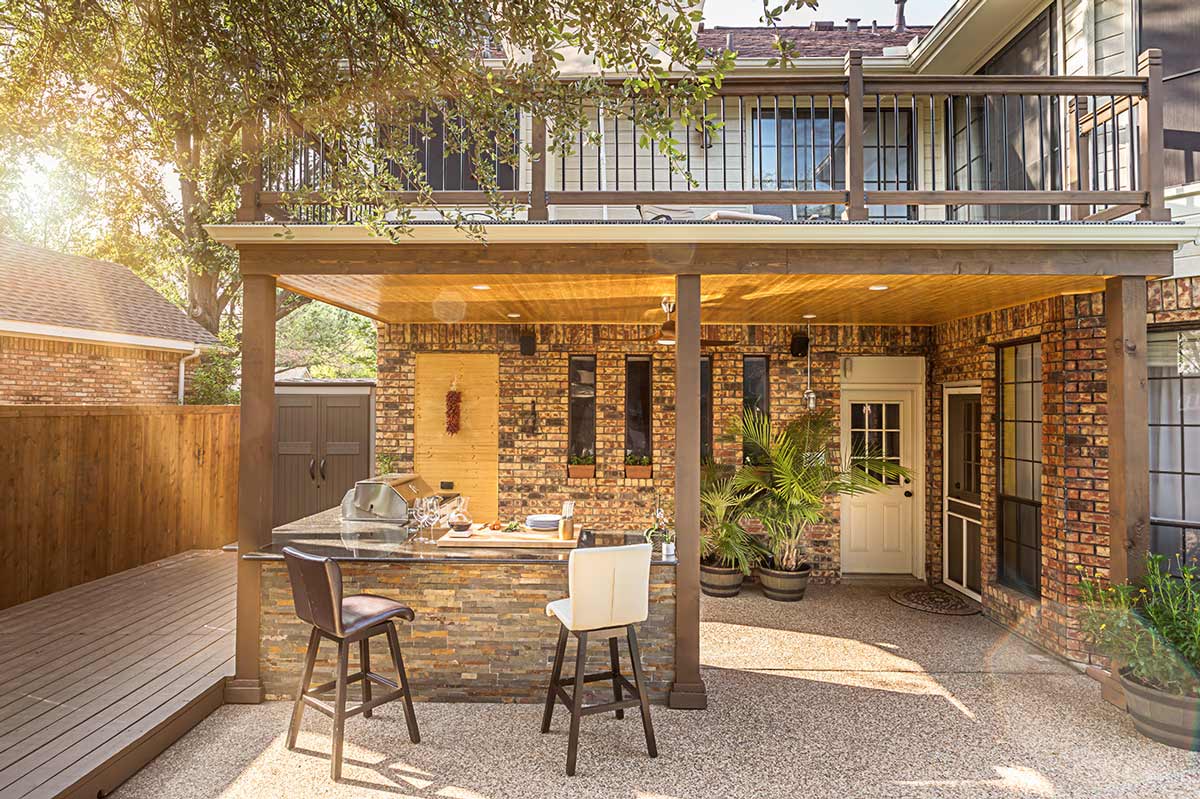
[
  {"left": 519, "top": 332, "right": 536, "bottom": 356},
  {"left": 790, "top": 333, "right": 810, "bottom": 358}
]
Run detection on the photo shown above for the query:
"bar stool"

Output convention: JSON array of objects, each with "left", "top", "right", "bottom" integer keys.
[
  {"left": 282, "top": 546, "right": 420, "bottom": 781},
  {"left": 540, "top": 542, "right": 657, "bottom": 776}
]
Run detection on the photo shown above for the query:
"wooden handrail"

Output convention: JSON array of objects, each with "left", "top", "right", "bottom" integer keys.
[{"left": 864, "top": 74, "right": 1148, "bottom": 97}]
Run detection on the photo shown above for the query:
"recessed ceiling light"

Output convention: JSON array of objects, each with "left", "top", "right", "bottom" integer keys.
[
  {"left": 506, "top": 312, "right": 521, "bottom": 318},
  {"left": 802, "top": 313, "right": 817, "bottom": 319},
  {"left": 471, "top": 284, "right": 491, "bottom": 291},
  {"left": 868, "top": 284, "right": 890, "bottom": 292}
]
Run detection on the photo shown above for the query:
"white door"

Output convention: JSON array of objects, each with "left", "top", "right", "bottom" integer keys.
[{"left": 841, "top": 390, "right": 918, "bottom": 574}]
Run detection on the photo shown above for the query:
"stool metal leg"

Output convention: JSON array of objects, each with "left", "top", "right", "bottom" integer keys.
[
  {"left": 609, "top": 636, "right": 625, "bottom": 719},
  {"left": 627, "top": 626, "right": 657, "bottom": 758},
  {"left": 385, "top": 623, "right": 421, "bottom": 744},
  {"left": 287, "top": 627, "right": 321, "bottom": 750},
  {"left": 565, "top": 631, "right": 588, "bottom": 777},
  {"left": 331, "top": 640, "right": 351, "bottom": 780},
  {"left": 541, "top": 624, "right": 569, "bottom": 733},
  {"left": 359, "top": 639, "right": 373, "bottom": 718}
]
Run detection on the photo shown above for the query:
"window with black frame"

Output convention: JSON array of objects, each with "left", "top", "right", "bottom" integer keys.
[
  {"left": 1148, "top": 329, "right": 1200, "bottom": 570},
  {"left": 998, "top": 341, "right": 1043, "bottom": 596},
  {"left": 383, "top": 109, "right": 519, "bottom": 191},
  {"left": 701, "top": 355, "right": 713, "bottom": 464},
  {"left": 742, "top": 355, "right": 769, "bottom": 463},
  {"left": 748, "top": 105, "right": 912, "bottom": 220},
  {"left": 625, "top": 356, "right": 652, "bottom": 461},
  {"left": 568, "top": 356, "right": 596, "bottom": 463}
]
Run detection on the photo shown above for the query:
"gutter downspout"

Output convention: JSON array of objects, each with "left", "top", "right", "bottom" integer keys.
[{"left": 178, "top": 347, "right": 202, "bottom": 404}]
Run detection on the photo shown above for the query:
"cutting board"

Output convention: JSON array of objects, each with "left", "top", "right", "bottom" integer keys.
[{"left": 434, "top": 525, "right": 579, "bottom": 549}]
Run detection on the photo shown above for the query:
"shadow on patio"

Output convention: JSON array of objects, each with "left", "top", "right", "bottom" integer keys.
[{"left": 112, "top": 578, "right": 1200, "bottom": 799}]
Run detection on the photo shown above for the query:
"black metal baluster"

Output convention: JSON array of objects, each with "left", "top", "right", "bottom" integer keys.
[
  {"left": 1091, "top": 95, "right": 1099, "bottom": 196},
  {"left": 929, "top": 94, "right": 936, "bottom": 189},
  {"left": 632, "top": 100, "right": 638, "bottom": 191},
  {"left": 1037, "top": 95, "right": 1045, "bottom": 192},
  {"left": 1018, "top": 95, "right": 1027, "bottom": 191},
  {"left": 792, "top": 95, "right": 799, "bottom": 190},
  {"left": 810, "top": 95, "right": 817, "bottom": 192},
  {"left": 669, "top": 99, "right": 674, "bottom": 191},
  {"left": 756, "top": 96, "right": 763, "bottom": 189},
  {"left": 774, "top": 95, "right": 781, "bottom": 190},
  {"left": 703, "top": 98, "right": 709, "bottom": 190}
]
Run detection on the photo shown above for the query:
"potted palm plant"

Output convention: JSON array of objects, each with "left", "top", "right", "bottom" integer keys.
[
  {"left": 1078, "top": 554, "right": 1200, "bottom": 750},
  {"left": 567, "top": 451, "right": 595, "bottom": 479},
  {"left": 725, "top": 408, "right": 908, "bottom": 601},
  {"left": 699, "top": 471, "right": 762, "bottom": 597}
]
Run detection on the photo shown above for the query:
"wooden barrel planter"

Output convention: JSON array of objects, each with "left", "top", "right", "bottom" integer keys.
[
  {"left": 700, "top": 564, "right": 744, "bottom": 597},
  {"left": 1119, "top": 669, "right": 1200, "bottom": 750},
  {"left": 758, "top": 563, "right": 811, "bottom": 601}
]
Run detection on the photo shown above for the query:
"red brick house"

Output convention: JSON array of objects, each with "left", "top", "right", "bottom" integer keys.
[
  {"left": 209, "top": 0, "right": 1200, "bottom": 711},
  {"left": 0, "top": 238, "right": 219, "bottom": 404}
]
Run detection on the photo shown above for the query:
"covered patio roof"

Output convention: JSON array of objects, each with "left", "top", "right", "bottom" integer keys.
[{"left": 272, "top": 272, "right": 1111, "bottom": 327}]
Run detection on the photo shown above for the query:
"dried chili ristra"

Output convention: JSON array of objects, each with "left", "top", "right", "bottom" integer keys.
[{"left": 445, "top": 389, "right": 462, "bottom": 435}]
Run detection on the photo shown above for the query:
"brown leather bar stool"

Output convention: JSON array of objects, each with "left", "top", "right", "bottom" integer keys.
[
  {"left": 282, "top": 546, "right": 420, "bottom": 780},
  {"left": 541, "top": 543, "right": 657, "bottom": 776}
]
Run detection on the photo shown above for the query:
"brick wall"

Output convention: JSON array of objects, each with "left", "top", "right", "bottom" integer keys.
[
  {"left": 259, "top": 559, "right": 677, "bottom": 703},
  {"left": 0, "top": 334, "right": 183, "bottom": 404},
  {"left": 375, "top": 277, "right": 1194, "bottom": 664},
  {"left": 377, "top": 322, "right": 929, "bottom": 581}
]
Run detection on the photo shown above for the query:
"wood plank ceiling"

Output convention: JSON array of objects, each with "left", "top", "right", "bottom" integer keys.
[{"left": 278, "top": 272, "right": 1109, "bottom": 326}]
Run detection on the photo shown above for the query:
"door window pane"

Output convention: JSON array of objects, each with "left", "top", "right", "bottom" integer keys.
[
  {"left": 849, "top": 400, "right": 903, "bottom": 485},
  {"left": 998, "top": 340, "right": 1042, "bottom": 596}
]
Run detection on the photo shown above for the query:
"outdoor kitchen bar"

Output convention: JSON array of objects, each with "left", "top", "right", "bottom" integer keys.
[{"left": 248, "top": 507, "right": 678, "bottom": 702}]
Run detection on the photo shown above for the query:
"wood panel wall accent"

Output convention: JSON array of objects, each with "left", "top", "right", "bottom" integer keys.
[
  {"left": 413, "top": 353, "right": 500, "bottom": 521},
  {"left": 0, "top": 405, "right": 239, "bottom": 610}
]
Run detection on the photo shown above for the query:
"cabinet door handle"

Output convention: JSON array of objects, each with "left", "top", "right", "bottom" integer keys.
[
  {"left": 308, "top": 458, "right": 316, "bottom": 481},
  {"left": 319, "top": 457, "right": 327, "bottom": 480}
]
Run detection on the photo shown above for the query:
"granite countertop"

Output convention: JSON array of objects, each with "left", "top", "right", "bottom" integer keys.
[{"left": 246, "top": 507, "right": 678, "bottom": 566}]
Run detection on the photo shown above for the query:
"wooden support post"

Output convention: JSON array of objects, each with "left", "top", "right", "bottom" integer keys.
[
  {"left": 1067, "top": 97, "right": 1092, "bottom": 220},
  {"left": 529, "top": 118, "right": 549, "bottom": 221},
  {"left": 842, "top": 50, "right": 867, "bottom": 221},
  {"left": 1136, "top": 49, "right": 1169, "bottom": 221},
  {"left": 237, "top": 115, "right": 263, "bottom": 223},
  {"left": 226, "top": 272, "right": 276, "bottom": 703},
  {"left": 1105, "top": 275, "right": 1150, "bottom": 586},
  {"left": 669, "top": 273, "right": 706, "bottom": 710}
]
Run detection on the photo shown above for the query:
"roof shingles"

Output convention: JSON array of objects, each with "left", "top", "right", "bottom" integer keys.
[
  {"left": 697, "top": 24, "right": 931, "bottom": 58},
  {"left": 0, "top": 238, "right": 219, "bottom": 346}
]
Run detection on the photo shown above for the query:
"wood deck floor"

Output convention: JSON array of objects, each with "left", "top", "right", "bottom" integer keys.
[{"left": 0, "top": 550, "right": 236, "bottom": 799}]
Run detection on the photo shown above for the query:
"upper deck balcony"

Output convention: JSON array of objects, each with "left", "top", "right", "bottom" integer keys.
[{"left": 245, "top": 49, "right": 1169, "bottom": 227}]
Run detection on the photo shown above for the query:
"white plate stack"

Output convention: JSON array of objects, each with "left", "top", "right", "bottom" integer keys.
[{"left": 525, "top": 513, "right": 562, "bottom": 531}]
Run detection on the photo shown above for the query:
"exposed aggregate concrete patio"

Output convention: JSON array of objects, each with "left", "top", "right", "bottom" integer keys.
[{"left": 114, "top": 580, "right": 1200, "bottom": 799}]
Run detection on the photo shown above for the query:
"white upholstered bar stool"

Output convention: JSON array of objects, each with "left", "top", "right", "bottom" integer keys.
[{"left": 540, "top": 542, "right": 657, "bottom": 776}]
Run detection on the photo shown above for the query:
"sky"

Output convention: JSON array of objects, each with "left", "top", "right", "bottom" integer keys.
[{"left": 702, "top": 0, "right": 955, "bottom": 28}]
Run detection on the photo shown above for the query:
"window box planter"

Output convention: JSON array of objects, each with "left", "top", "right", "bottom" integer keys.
[
  {"left": 1119, "top": 668, "right": 1200, "bottom": 751},
  {"left": 700, "top": 563, "right": 744, "bottom": 597},
  {"left": 625, "top": 465, "right": 652, "bottom": 479},
  {"left": 567, "top": 464, "right": 595, "bottom": 479},
  {"left": 758, "top": 562, "right": 811, "bottom": 602}
]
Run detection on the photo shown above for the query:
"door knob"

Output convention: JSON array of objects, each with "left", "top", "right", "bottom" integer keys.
[{"left": 904, "top": 490, "right": 913, "bottom": 498}]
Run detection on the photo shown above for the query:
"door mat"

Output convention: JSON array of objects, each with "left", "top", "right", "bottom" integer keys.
[{"left": 889, "top": 586, "right": 981, "bottom": 616}]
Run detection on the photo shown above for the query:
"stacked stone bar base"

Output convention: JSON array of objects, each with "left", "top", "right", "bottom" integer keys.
[{"left": 259, "top": 560, "right": 676, "bottom": 704}]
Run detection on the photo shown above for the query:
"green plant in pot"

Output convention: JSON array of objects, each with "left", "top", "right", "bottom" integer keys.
[
  {"left": 1078, "top": 554, "right": 1200, "bottom": 750},
  {"left": 698, "top": 469, "right": 762, "bottom": 597},
  {"left": 725, "top": 408, "right": 909, "bottom": 601},
  {"left": 625, "top": 451, "right": 652, "bottom": 479},
  {"left": 567, "top": 450, "right": 595, "bottom": 479}
]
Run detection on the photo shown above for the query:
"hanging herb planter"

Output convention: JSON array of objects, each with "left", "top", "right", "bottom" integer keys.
[{"left": 445, "top": 386, "right": 462, "bottom": 435}]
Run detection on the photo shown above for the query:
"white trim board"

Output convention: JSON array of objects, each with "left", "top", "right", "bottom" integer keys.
[{"left": 0, "top": 319, "right": 210, "bottom": 353}]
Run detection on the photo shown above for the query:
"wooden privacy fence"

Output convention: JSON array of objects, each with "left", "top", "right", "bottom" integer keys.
[{"left": 0, "top": 405, "right": 239, "bottom": 610}]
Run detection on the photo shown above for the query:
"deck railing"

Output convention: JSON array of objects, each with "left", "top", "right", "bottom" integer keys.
[{"left": 243, "top": 49, "right": 1167, "bottom": 223}]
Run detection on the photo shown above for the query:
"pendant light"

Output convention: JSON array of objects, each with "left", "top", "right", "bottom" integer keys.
[{"left": 802, "top": 322, "right": 818, "bottom": 410}]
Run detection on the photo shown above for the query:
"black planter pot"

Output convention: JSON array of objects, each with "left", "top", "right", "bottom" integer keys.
[
  {"left": 758, "top": 562, "right": 812, "bottom": 601},
  {"left": 700, "top": 563, "right": 744, "bottom": 597},
  {"left": 1119, "top": 669, "right": 1200, "bottom": 751}
]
